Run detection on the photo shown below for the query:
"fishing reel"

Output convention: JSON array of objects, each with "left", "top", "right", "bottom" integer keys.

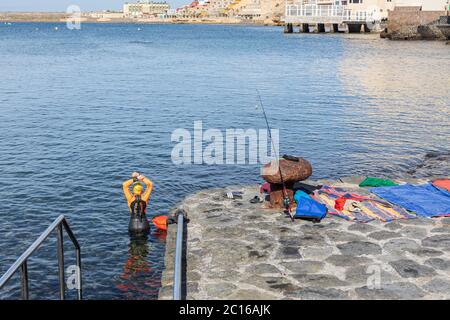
[{"left": 283, "top": 196, "right": 291, "bottom": 209}]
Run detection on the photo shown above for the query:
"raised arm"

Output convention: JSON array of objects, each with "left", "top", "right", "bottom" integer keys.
[
  {"left": 141, "top": 176, "right": 153, "bottom": 203},
  {"left": 122, "top": 179, "right": 134, "bottom": 205}
]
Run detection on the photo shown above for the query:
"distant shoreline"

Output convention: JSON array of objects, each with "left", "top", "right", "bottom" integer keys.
[{"left": 0, "top": 12, "right": 279, "bottom": 26}]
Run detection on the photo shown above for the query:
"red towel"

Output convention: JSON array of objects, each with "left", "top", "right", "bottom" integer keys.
[{"left": 433, "top": 179, "right": 450, "bottom": 192}]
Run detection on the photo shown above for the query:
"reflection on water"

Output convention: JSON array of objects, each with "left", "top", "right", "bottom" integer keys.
[
  {"left": 116, "top": 230, "right": 166, "bottom": 300},
  {"left": 0, "top": 24, "right": 448, "bottom": 299}
]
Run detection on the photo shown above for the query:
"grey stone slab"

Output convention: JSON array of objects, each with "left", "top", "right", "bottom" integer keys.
[
  {"left": 430, "top": 227, "right": 450, "bottom": 234},
  {"left": 440, "top": 217, "right": 450, "bottom": 225},
  {"left": 389, "top": 259, "right": 436, "bottom": 278},
  {"left": 280, "top": 233, "right": 327, "bottom": 247},
  {"left": 286, "top": 287, "right": 350, "bottom": 300},
  {"left": 423, "top": 278, "right": 450, "bottom": 294},
  {"left": 384, "top": 221, "right": 403, "bottom": 231},
  {"left": 355, "top": 282, "right": 426, "bottom": 300},
  {"left": 326, "top": 255, "right": 373, "bottom": 267},
  {"left": 405, "top": 248, "right": 444, "bottom": 258},
  {"left": 422, "top": 235, "right": 450, "bottom": 249},
  {"left": 345, "top": 264, "right": 400, "bottom": 285},
  {"left": 276, "top": 246, "right": 302, "bottom": 259},
  {"left": 292, "top": 274, "right": 349, "bottom": 287},
  {"left": 383, "top": 238, "right": 420, "bottom": 254},
  {"left": 204, "top": 282, "right": 237, "bottom": 297},
  {"left": 424, "top": 258, "right": 450, "bottom": 271},
  {"left": 281, "top": 261, "right": 325, "bottom": 274},
  {"left": 368, "top": 231, "right": 401, "bottom": 241},
  {"left": 348, "top": 223, "right": 377, "bottom": 233},
  {"left": 337, "top": 241, "right": 382, "bottom": 256},
  {"left": 227, "top": 289, "right": 279, "bottom": 300},
  {"left": 249, "top": 263, "right": 282, "bottom": 275},
  {"left": 300, "top": 246, "right": 335, "bottom": 260},
  {"left": 325, "top": 230, "right": 366, "bottom": 242},
  {"left": 399, "top": 227, "right": 428, "bottom": 239}
]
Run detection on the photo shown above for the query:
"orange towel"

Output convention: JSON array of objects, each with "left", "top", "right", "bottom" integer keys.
[{"left": 433, "top": 179, "right": 450, "bottom": 192}]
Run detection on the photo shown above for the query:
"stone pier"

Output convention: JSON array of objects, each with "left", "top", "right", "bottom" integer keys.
[{"left": 159, "top": 177, "right": 450, "bottom": 300}]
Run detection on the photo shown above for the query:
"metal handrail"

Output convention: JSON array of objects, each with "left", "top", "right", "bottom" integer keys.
[
  {"left": 173, "top": 211, "right": 185, "bottom": 300},
  {"left": 0, "top": 215, "right": 82, "bottom": 300}
]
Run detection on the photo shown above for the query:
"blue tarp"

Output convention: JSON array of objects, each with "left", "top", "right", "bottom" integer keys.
[{"left": 370, "top": 183, "right": 450, "bottom": 218}]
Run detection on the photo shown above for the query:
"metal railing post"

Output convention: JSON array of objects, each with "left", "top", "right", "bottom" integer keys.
[
  {"left": 0, "top": 215, "right": 82, "bottom": 300},
  {"left": 75, "top": 247, "right": 82, "bottom": 300},
  {"left": 56, "top": 224, "right": 65, "bottom": 300},
  {"left": 173, "top": 212, "right": 185, "bottom": 300},
  {"left": 20, "top": 261, "right": 29, "bottom": 300}
]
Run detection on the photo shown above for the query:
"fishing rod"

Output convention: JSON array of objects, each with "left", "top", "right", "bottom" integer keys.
[{"left": 256, "top": 90, "right": 293, "bottom": 220}]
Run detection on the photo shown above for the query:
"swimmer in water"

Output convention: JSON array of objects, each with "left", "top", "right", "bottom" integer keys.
[{"left": 123, "top": 172, "right": 153, "bottom": 234}]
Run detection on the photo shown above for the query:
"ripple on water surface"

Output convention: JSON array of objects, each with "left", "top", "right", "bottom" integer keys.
[{"left": 0, "top": 23, "right": 449, "bottom": 299}]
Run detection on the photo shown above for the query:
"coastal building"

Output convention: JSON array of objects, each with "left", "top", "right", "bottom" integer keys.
[
  {"left": 395, "top": 0, "right": 448, "bottom": 11},
  {"left": 123, "top": 1, "right": 171, "bottom": 18}
]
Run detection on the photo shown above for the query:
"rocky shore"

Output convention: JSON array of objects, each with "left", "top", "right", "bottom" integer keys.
[{"left": 159, "top": 177, "right": 450, "bottom": 300}]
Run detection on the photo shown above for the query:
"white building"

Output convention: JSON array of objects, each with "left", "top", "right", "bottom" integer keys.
[
  {"left": 123, "top": 1, "right": 171, "bottom": 17},
  {"left": 394, "top": 0, "right": 448, "bottom": 11}
]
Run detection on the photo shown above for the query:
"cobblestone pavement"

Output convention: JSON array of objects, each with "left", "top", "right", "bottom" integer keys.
[{"left": 159, "top": 179, "right": 450, "bottom": 300}]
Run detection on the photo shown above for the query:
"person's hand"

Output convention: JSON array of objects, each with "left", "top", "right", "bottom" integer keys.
[
  {"left": 132, "top": 172, "right": 140, "bottom": 179},
  {"left": 137, "top": 175, "right": 145, "bottom": 181}
]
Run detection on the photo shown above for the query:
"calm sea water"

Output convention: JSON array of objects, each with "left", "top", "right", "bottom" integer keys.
[{"left": 0, "top": 22, "right": 449, "bottom": 300}]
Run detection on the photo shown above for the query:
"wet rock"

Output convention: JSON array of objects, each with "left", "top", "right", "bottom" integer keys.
[
  {"left": 422, "top": 235, "right": 450, "bottom": 249},
  {"left": 337, "top": 241, "right": 382, "bottom": 256},
  {"left": 287, "top": 287, "right": 349, "bottom": 300},
  {"left": 347, "top": 223, "right": 377, "bottom": 233},
  {"left": 368, "top": 231, "right": 401, "bottom": 241},
  {"left": 326, "top": 255, "right": 373, "bottom": 267},
  {"left": 424, "top": 258, "right": 450, "bottom": 271},
  {"left": 355, "top": 282, "right": 426, "bottom": 300},
  {"left": 281, "top": 261, "right": 324, "bottom": 274},
  {"left": 389, "top": 259, "right": 436, "bottom": 278},
  {"left": 423, "top": 278, "right": 450, "bottom": 294}
]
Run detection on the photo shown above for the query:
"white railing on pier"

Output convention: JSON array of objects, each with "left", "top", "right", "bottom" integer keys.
[{"left": 285, "top": 4, "right": 373, "bottom": 23}]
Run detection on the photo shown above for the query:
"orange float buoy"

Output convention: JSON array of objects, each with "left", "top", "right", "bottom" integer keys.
[{"left": 152, "top": 216, "right": 168, "bottom": 231}]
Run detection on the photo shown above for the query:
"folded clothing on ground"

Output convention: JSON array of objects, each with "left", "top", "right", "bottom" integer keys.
[
  {"left": 314, "top": 185, "right": 416, "bottom": 223},
  {"left": 293, "top": 182, "right": 322, "bottom": 195},
  {"left": 370, "top": 183, "right": 450, "bottom": 218},
  {"left": 359, "top": 176, "right": 397, "bottom": 188}
]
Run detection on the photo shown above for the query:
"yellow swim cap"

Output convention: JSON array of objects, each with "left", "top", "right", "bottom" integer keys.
[{"left": 132, "top": 183, "right": 143, "bottom": 195}]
